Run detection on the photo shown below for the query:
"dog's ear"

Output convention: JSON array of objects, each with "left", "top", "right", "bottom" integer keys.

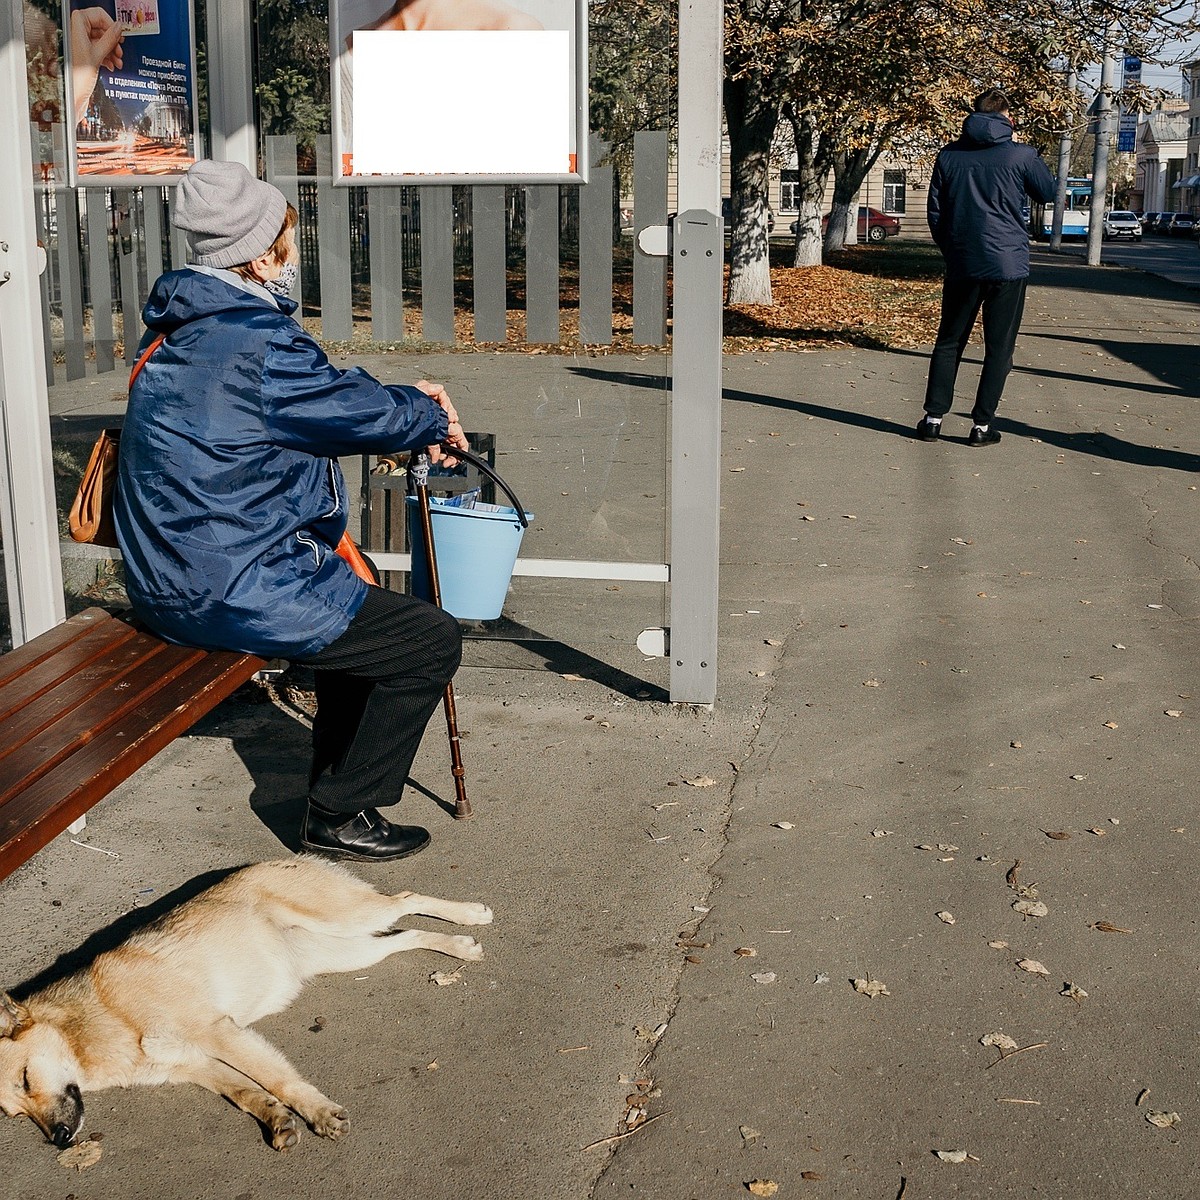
[{"left": 0, "top": 993, "right": 31, "bottom": 1038}]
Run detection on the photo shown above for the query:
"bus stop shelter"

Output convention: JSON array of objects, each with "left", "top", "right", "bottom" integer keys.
[{"left": 0, "top": 0, "right": 724, "bottom": 705}]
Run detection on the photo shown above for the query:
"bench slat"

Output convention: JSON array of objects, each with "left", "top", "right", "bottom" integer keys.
[
  {"left": 0, "top": 609, "right": 264, "bottom": 881},
  {"left": 0, "top": 631, "right": 170, "bottom": 768},
  {"left": 0, "top": 609, "right": 134, "bottom": 701},
  {"left": 0, "top": 638, "right": 212, "bottom": 806}
]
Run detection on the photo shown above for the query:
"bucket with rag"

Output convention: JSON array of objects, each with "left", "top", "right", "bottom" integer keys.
[{"left": 407, "top": 448, "right": 532, "bottom": 621}]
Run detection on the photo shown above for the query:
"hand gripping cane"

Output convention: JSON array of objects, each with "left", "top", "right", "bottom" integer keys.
[{"left": 410, "top": 452, "right": 471, "bottom": 819}]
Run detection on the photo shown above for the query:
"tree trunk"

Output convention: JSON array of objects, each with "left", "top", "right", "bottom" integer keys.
[
  {"left": 823, "top": 145, "right": 871, "bottom": 254},
  {"left": 785, "top": 107, "right": 835, "bottom": 269},
  {"left": 724, "top": 72, "right": 779, "bottom": 305}
]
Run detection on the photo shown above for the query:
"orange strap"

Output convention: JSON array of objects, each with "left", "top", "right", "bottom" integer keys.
[
  {"left": 128, "top": 333, "right": 166, "bottom": 388},
  {"left": 335, "top": 532, "right": 378, "bottom": 586}
]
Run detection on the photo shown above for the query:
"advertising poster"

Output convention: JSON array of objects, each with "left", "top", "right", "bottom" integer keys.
[
  {"left": 331, "top": 0, "right": 587, "bottom": 185},
  {"left": 63, "top": 0, "right": 199, "bottom": 185}
]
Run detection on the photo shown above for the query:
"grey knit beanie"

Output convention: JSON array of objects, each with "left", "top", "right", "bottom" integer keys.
[{"left": 174, "top": 160, "right": 288, "bottom": 268}]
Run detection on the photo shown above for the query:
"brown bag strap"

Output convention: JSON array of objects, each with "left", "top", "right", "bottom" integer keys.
[{"left": 128, "top": 333, "right": 166, "bottom": 389}]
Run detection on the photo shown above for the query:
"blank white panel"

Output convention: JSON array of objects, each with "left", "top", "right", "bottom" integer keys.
[{"left": 353, "top": 31, "right": 571, "bottom": 176}]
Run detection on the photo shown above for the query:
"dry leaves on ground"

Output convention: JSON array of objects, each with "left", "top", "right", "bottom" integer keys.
[{"left": 853, "top": 977, "right": 890, "bottom": 998}]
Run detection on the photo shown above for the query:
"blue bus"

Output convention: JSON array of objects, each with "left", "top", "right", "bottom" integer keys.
[{"left": 1041, "top": 177, "right": 1092, "bottom": 238}]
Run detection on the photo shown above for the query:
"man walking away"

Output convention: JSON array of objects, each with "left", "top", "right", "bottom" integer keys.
[{"left": 917, "top": 88, "right": 1057, "bottom": 446}]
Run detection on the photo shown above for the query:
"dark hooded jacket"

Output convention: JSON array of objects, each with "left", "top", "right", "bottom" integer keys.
[
  {"left": 113, "top": 267, "right": 447, "bottom": 658},
  {"left": 927, "top": 112, "right": 1057, "bottom": 281}
]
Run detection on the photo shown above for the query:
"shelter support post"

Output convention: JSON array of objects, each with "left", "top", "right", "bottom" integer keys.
[
  {"left": 669, "top": 0, "right": 723, "bottom": 705},
  {"left": 0, "top": 0, "right": 65, "bottom": 646}
]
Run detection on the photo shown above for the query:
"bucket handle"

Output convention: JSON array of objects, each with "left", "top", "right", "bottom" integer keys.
[{"left": 443, "top": 446, "right": 530, "bottom": 529}]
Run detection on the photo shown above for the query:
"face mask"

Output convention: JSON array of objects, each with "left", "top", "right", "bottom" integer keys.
[{"left": 264, "top": 262, "right": 297, "bottom": 297}]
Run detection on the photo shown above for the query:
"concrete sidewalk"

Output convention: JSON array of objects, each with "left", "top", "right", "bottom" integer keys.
[{"left": 5, "top": 253, "right": 1198, "bottom": 1199}]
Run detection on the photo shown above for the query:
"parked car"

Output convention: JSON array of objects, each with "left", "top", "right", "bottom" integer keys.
[
  {"left": 1151, "top": 212, "right": 1179, "bottom": 234},
  {"left": 1102, "top": 210, "right": 1142, "bottom": 241},
  {"left": 1165, "top": 212, "right": 1195, "bottom": 236},
  {"left": 790, "top": 206, "right": 901, "bottom": 243},
  {"left": 1140, "top": 211, "right": 1160, "bottom": 231}
]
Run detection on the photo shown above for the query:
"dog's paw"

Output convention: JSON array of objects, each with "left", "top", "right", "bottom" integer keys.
[
  {"left": 270, "top": 1112, "right": 302, "bottom": 1151},
  {"left": 459, "top": 902, "right": 493, "bottom": 926},
  {"left": 310, "top": 1104, "right": 350, "bottom": 1141},
  {"left": 448, "top": 934, "right": 485, "bottom": 961}
]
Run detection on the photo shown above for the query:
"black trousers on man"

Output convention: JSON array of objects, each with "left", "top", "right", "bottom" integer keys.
[
  {"left": 295, "top": 586, "right": 462, "bottom": 815},
  {"left": 923, "top": 275, "right": 1028, "bottom": 426}
]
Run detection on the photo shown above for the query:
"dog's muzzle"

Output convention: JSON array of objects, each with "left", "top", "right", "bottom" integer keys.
[{"left": 49, "top": 1083, "right": 84, "bottom": 1147}]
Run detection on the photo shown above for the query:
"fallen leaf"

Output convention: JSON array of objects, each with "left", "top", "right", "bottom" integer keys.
[
  {"left": 980, "top": 1032, "right": 1019, "bottom": 1051},
  {"left": 937, "top": 844, "right": 959, "bottom": 852},
  {"left": 1010, "top": 740, "right": 1023, "bottom": 748},
  {"left": 801, "top": 514, "right": 815, "bottom": 521},
  {"left": 750, "top": 971, "right": 777, "bottom": 985},
  {"left": 740, "top": 1125, "right": 761, "bottom": 1145},
  {"left": 1146, "top": 1111, "right": 1181, "bottom": 1129},
  {"left": 1013, "top": 900, "right": 1049, "bottom": 918},
  {"left": 57, "top": 1139, "right": 103, "bottom": 1171},
  {"left": 1089, "top": 827, "right": 1108, "bottom": 837},
  {"left": 561, "top": 673, "right": 585, "bottom": 681},
  {"left": 685, "top": 776, "right": 717, "bottom": 788},
  {"left": 801, "top": 1171, "right": 824, "bottom": 1181},
  {"left": 1103, "top": 721, "right": 1118, "bottom": 729},
  {"left": 1090, "top": 920, "right": 1133, "bottom": 934},
  {"left": 988, "top": 940, "right": 1009, "bottom": 949},
  {"left": 1136, "top": 1089, "right": 1150, "bottom": 1106},
  {"left": 430, "top": 969, "right": 464, "bottom": 987},
  {"left": 772, "top": 821, "right": 795, "bottom": 830},
  {"left": 1070, "top": 774, "right": 1087, "bottom": 781},
  {"left": 1017, "top": 959, "right": 1050, "bottom": 975},
  {"left": 1043, "top": 830, "right": 1072, "bottom": 840},
  {"left": 765, "top": 638, "right": 783, "bottom": 647},
  {"left": 936, "top": 911, "right": 956, "bottom": 925},
  {"left": 935, "top": 1149, "right": 969, "bottom": 1163},
  {"left": 862, "top": 678, "right": 882, "bottom": 687},
  {"left": 871, "top": 828, "right": 892, "bottom": 838},
  {"left": 747, "top": 1182, "right": 780, "bottom": 1197},
  {"left": 1165, "top": 710, "right": 1183, "bottom": 718},
  {"left": 852, "top": 977, "right": 890, "bottom": 998},
  {"left": 1061, "top": 982, "right": 1088, "bottom": 1001},
  {"left": 734, "top": 947, "right": 758, "bottom": 957}
]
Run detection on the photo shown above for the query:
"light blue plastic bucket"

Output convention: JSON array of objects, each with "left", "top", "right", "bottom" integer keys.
[{"left": 407, "top": 496, "right": 532, "bottom": 620}]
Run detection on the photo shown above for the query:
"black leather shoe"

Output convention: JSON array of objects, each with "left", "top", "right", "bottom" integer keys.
[
  {"left": 915, "top": 416, "right": 941, "bottom": 441},
  {"left": 301, "top": 806, "right": 431, "bottom": 861},
  {"left": 968, "top": 426, "right": 1001, "bottom": 447}
]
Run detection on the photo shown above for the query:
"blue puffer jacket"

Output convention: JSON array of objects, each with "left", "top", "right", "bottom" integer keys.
[
  {"left": 927, "top": 112, "right": 1057, "bottom": 281},
  {"left": 114, "top": 267, "right": 447, "bottom": 658}
]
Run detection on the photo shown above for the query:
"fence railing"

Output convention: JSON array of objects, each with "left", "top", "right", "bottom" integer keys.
[{"left": 34, "top": 131, "right": 670, "bottom": 383}]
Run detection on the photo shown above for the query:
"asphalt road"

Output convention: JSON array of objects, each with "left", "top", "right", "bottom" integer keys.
[{"left": 1055, "top": 232, "right": 1200, "bottom": 290}]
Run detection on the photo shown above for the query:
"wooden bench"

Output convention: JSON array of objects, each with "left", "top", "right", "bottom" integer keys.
[{"left": 0, "top": 608, "right": 264, "bottom": 881}]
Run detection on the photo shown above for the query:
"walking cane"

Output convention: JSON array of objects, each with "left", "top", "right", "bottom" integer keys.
[{"left": 410, "top": 451, "right": 471, "bottom": 819}]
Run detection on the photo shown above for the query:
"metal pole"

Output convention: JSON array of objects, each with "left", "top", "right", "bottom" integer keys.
[
  {"left": 410, "top": 453, "right": 471, "bottom": 818},
  {"left": 1086, "top": 24, "right": 1119, "bottom": 267},
  {"left": 1051, "top": 62, "right": 1077, "bottom": 251},
  {"left": 207, "top": 0, "right": 257, "bottom": 169},
  {"left": 0, "top": 0, "right": 66, "bottom": 646},
  {"left": 669, "top": 0, "right": 723, "bottom": 706}
]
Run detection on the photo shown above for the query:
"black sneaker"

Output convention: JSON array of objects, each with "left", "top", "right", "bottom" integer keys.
[
  {"left": 301, "top": 805, "right": 431, "bottom": 862},
  {"left": 968, "top": 426, "right": 1001, "bottom": 447},
  {"left": 915, "top": 416, "right": 941, "bottom": 441}
]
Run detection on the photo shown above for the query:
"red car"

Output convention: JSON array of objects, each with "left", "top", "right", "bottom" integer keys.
[{"left": 794, "top": 206, "right": 902, "bottom": 243}]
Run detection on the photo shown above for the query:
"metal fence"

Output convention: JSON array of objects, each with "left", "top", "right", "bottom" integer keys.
[{"left": 33, "top": 131, "right": 669, "bottom": 382}]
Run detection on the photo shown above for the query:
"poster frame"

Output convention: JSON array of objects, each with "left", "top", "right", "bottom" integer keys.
[
  {"left": 62, "top": 0, "right": 202, "bottom": 189},
  {"left": 329, "top": 0, "right": 588, "bottom": 187}
]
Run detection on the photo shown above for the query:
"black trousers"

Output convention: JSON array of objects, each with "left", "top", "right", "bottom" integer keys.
[
  {"left": 294, "top": 586, "right": 462, "bottom": 815},
  {"left": 923, "top": 276, "right": 1028, "bottom": 426}
]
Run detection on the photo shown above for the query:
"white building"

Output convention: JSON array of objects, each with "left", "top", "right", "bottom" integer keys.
[{"left": 1134, "top": 106, "right": 1189, "bottom": 212}]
